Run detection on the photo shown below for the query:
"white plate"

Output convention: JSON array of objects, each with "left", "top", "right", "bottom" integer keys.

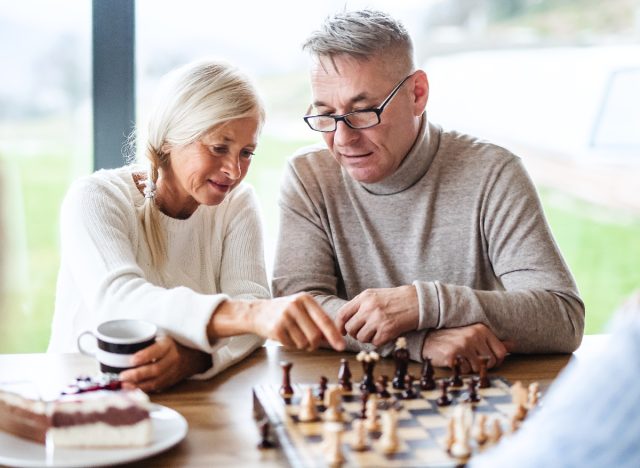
[{"left": 0, "top": 404, "right": 187, "bottom": 468}]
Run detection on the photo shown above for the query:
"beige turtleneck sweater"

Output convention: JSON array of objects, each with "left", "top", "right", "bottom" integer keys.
[{"left": 273, "top": 117, "right": 584, "bottom": 361}]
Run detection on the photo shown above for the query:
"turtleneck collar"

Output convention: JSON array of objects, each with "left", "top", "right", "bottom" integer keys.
[{"left": 357, "top": 114, "right": 439, "bottom": 195}]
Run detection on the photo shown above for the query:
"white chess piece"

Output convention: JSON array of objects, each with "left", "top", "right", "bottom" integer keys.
[
  {"left": 323, "top": 386, "right": 343, "bottom": 422},
  {"left": 323, "top": 422, "right": 345, "bottom": 465},
  {"left": 450, "top": 404, "right": 472, "bottom": 459},
  {"left": 298, "top": 387, "right": 318, "bottom": 422},
  {"left": 473, "top": 413, "right": 488, "bottom": 446},
  {"left": 528, "top": 382, "right": 540, "bottom": 408},
  {"left": 351, "top": 418, "right": 368, "bottom": 451},
  {"left": 379, "top": 407, "right": 400, "bottom": 454},
  {"left": 365, "top": 394, "right": 380, "bottom": 431}
]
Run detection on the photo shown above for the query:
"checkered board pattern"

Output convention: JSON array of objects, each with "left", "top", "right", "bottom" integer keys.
[{"left": 253, "top": 377, "right": 517, "bottom": 468}]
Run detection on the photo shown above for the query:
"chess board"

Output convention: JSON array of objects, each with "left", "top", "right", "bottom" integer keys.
[{"left": 253, "top": 377, "right": 520, "bottom": 468}]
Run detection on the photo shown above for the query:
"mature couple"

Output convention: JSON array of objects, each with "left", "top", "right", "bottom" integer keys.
[{"left": 48, "top": 11, "right": 583, "bottom": 391}]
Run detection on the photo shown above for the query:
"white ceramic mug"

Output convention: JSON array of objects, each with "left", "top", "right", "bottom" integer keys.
[{"left": 77, "top": 319, "right": 157, "bottom": 374}]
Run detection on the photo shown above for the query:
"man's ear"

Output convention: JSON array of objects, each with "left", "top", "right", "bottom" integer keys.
[{"left": 411, "top": 70, "right": 429, "bottom": 116}]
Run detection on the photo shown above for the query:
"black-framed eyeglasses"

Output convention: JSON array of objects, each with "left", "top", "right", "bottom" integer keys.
[{"left": 303, "top": 73, "right": 414, "bottom": 133}]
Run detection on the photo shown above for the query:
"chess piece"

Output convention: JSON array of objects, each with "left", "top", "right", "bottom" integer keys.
[
  {"left": 357, "top": 351, "right": 379, "bottom": 394},
  {"left": 257, "top": 419, "right": 275, "bottom": 449},
  {"left": 279, "top": 361, "right": 294, "bottom": 398},
  {"left": 323, "top": 386, "right": 343, "bottom": 422},
  {"left": 478, "top": 355, "right": 491, "bottom": 388},
  {"left": 338, "top": 358, "right": 352, "bottom": 392},
  {"left": 365, "top": 393, "right": 380, "bottom": 431},
  {"left": 359, "top": 391, "right": 369, "bottom": 420},
  {"left": 298, "top": 387, "right": 319, "bottom": 422},
  {"left": 444, "top": 417, "right": 455, "bottom": 453},
  {"left": 528, "top": 382, "right": 540, "bottom": 408},
  {"left": 379, "top": 407, "right": 400, "bottom": 454},
  {"left": 317, "top": 376, "right": 328, "bottom": 402},
  {"left": 376, "top": 375, "right": 391, "bottom": 399},
  {"left": 436, "top": 379, "right": 452, "bottom": 406},
  {"left": 392, "top": 337, "right": 409, "bottom": 389},
  {"left": 464, "top": 378, "right": 480, "bottom": 403},
  {"left": 449, "top": 355, "right": 463, "bottom": 387},
  {"left": 420, "top": 357, "right": 436, "bottom": 390},
  {"left": 323, "top": 422, "right": 345, "bottom": 465},
  {"left": 488, "top": 418, "right": 503, "bottom": 444},
  {"left": 402, "top": 374, "right": 417, "bottom": 399},
  {"left": 351, "top": 418, "right": 368, "bottom": 451},
  {"left": 473, "top": 414, "right": 488, "bottom": 446},
  {"left": 511, "top": 381, "right": 528, "bottom": 421},
  {"left": 450, "top": 404, "right": 472, "bottom": 459}
]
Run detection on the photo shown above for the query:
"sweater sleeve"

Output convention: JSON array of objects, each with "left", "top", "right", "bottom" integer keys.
[
  {"left": 59, "top": 178, "right": 267, "bottom": 364},
  {"left": 272, "top": 161, "right": 426, "bottom": 361},
  {"left": 415, "top": 158, "right": 585, "bottom": 353}
]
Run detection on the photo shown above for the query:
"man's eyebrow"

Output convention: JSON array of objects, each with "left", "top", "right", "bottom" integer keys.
[{"left": 313, "top": 92, "right": 373, "bottom": 109}]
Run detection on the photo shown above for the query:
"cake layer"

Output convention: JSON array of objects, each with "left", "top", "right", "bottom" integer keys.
[{"left": 49, "top": 419, "right": 153, "bottom": 447}]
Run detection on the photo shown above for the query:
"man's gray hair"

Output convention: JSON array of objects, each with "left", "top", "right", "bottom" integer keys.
[{"left": 303, "top": 9, "right": 414, "bottom": 67}]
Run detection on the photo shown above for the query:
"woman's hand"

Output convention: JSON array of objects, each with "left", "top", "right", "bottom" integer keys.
[
  {"left": 250, "top": 293, "right": 346, "bottom": 351},
  {"left": 120, "top": 335, "right": 211, "bottom": 392}
]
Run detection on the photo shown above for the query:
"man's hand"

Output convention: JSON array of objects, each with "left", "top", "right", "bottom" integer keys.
[
  {"left": 120, "top": 336, "right": 211, "bottom": 392},
  {"left": 336, "top": 286, "right": 419, "bottom": 346},
  {"left": 250, "top": 293, "right": 346, "bottom": 351},
  {"left": 422, "top": 323, "right": 514, "bottom": 373}
]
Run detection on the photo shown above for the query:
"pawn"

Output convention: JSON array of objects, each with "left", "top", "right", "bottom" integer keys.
[
  {"left": 317, "top": 376, "right": 328, "bottom": 402},
  {"left": 379, "top": 407, "right": 400, "bottom": 454},
  {"left": 323, "top": 386, "right": 343, "bottom": 422},
  {"left": 338, "top": 358, "right": 352, "bottom": 392},
  {"left": 473, "top": 414, "right": 488, "bottom": 446},
  {"left": 402, "top": 374, "right": 418, "bottom": 399},
  {"left": 436, "top": 379, "right": 452, "bottom": 407},
  {"left": 279, "top": 361, "right": 294, "bottom": 398},
  {"left": 257, "top": 420, "right": 275, "bottom": 449},
  {"left": 323, "top": 422, "right": 345, "bottom": 465},
  {"left": 528, "top": 382, "right": 540, "bottom": 408},
  {"left": 351, "top": 418, "right": 368, "bottom": 451},
  {"left": 376, "top": 375, "right": 391, "bottom": 399},
  {"left": 478, "top": 356, "right": 491, "bottom": 388},
  {"left": 444, "top": 417, "right": 455, "bottom": 453},
  {"left": 420, "top": 357, "right": 436, "bottom": 391},
  {"left": 298, "top": 387, "right": 319, "bottom": 422},
  {"left": 464, "top": 378, "right": 480, "bottom": 403},
  {"left": 488, "top": 418, "right": 503, "bottom": 444},
  {"left": 365, "top": 393, "right": 380, "bottom": 431},
  {"left": 359, "top": 391, "right": 369, "bottom": 420},
  {"left": 449, "top": 356, "right": 464, "bottom": 388}
]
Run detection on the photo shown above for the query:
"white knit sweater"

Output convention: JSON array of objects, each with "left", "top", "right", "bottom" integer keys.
[{"left": 48, "top": 165, "right": 270, "bottom": 379}]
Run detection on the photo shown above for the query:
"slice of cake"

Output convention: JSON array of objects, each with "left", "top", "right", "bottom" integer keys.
[
  {"left": 0, "top": 376, "right": 152, "bottom": 448},
  {"left": 49, "top": 389, "right": 152, "bottom": 447},
  {"left": 0, "top": 386, "right": 49, "bottom": 443}
]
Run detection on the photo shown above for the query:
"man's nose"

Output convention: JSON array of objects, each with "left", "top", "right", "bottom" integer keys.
[{"left": 333, "top": 120, "right": 359, "bottom": 146}]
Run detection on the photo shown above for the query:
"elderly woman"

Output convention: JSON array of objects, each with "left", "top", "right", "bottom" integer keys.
[{"left": 48, "top": 59, "right": 344, "bottom": 391}]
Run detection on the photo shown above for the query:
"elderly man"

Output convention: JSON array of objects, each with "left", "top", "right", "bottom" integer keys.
[{"left": 273, "top": 9, "right": 584, "bottom": 371}]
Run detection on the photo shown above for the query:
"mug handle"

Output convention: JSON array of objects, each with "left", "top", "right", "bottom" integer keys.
[{"left": 77, "top": 330, "right": 97, "bottom": 357}]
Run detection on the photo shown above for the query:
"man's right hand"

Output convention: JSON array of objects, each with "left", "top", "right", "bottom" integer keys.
[{"left": 421, "top": 323, "right": 513, "bottom": 373}]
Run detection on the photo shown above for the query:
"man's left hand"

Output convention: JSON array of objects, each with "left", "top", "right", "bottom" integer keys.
[{"left": 335, "top": 285, "right": 419, "bottom": 346}]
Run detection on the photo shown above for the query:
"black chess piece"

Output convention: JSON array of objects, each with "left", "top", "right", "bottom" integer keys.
[
  {"left": 279, "top": 361, "right": 294, "bottom": 398},
  {"left": 338, "top": 358, "right": 352, "bottom": 392},
  {"left": 257, "top": 419, "right": 275, "bottom": 449},
  {"left": 360, "top": 357, "right": 377, "bottom": 394},
  {"left": 449, "top": 355, "right": 464, "bottom": 388},
  {"left": 359, "top": 391, "right": 369, "bottom": 419},
  {"left": 317, "top": 376, "right": 328, "bottom": 401},
  {"left": 478, "top": 355, "right": 491, "bottom": 388},
  {"left": 436, "top": 380, "right": 452, "bottom": 407},
  {"left": 402, "top": 374, "right": 417, "bottom": 399},
  {"left": 392, "top": 342, "right": 409, "bottom": 389},
  {"left": 464, "top": 378, "right": 481, "bottom": 403},
  {"left": 420, "top": 357, "right": 436, "bottom": 390},
  {"left": 376, "top": 375, "right": 391, "bottom": 399}
]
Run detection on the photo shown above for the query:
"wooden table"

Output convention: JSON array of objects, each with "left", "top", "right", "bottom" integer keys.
[{"left": 0, "top": 335, "right": 606, "bottom": 467}]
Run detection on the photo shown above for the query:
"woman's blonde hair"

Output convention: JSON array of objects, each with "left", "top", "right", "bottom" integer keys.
[{"left": 137, "top": 59, "right": 265, "bottom": 269}]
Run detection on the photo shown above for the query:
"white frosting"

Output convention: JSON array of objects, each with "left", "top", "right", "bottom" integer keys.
[
  {"left": 49, "top": 419, "right": 152, "bottom": 447},
  {"left": 0, "top": 390, "right": 47, "bottom": 414}
]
